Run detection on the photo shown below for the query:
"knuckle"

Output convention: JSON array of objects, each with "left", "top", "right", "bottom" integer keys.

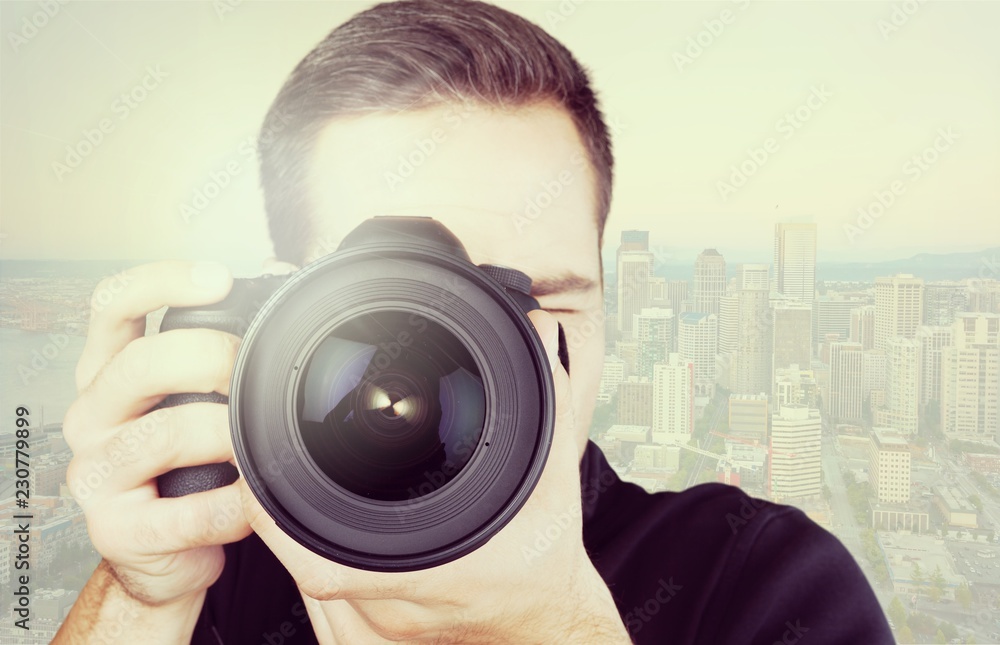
[{"left": 132, "top": 513, "right": 166, "bottom": 555}]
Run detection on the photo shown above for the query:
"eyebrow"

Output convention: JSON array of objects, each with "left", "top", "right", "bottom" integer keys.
[{"left": 530, "top": 273, "right": 599, "bottom": 297}]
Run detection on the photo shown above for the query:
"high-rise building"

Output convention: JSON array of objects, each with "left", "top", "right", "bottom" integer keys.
[
  {"left": 678, "top": 312, "right": 718, "bottom": 382},
  {"left": 924, "top": 282, "right": 968, "bottom": 327},
  {"left": 770, "top": 405, "right": 822, "bottom": 502},
  {"left": 941, "top": 313, "right": 1000, "bottom": 438},
  {"left": 733, "top": 264, "right": 772, "bottom": 396},
  {"left": 717, "top": 294, "right": 739, "bottom": 356},
  {"left": 729, "top": 394, "right": 769, "bottom": 444},
  {"left": 597, "top": 355, "right": 626, "bottom": 404},
  {"left": 617, "top": 377, "right": 653, "bottom": 427},
  {"left": 850, "top": 305, "right": 876, "bottom": 351},
  {"left": 874, "top": 274, "right": 924, "bottom": 351},
  {"left": 772, "top": 302, "right": 813, "bottom": 382},
  {"left": 967, "top": 279, "right": 1000, "bottom": 314},
  {"left": 877, "top": 337, "right": 920, "bottom": 435},
  {"left": 617, "top": 230, "right": 649, "bottom": 257},
  {"left": 869, "top": 428, "right": 911, "bottom": 504},
  {"left": 617, "top": 250, "right": 654, "bottom": 339},
  {"left": 774, "top": 367, "right": 820, "bottom": 409},
  {"left": 862, "top": 349, "right": 887, "bottom": 403},
  {"left": 694, "top": 249, "right": 727, "bottom": 317},
  {"left": 664, "top": 280, "right": 688, "bottom": 314},
  {"left": 813, "top": 293, "right": 870, "bottom": 347},
  {"left": 652, "top": 354, "right": 694, "bottom": 444},
  {"left": 633, "top": 307, "right": 675, "bottom": 379},
  {"left": 772, "top": 223, "right": 817, "bottom": 303},
  {"left": 916, "top": 326, "right": 954, "bottom": 408},
  {"left": 648, "top": 276, "right": 668, "bottom": 308},
  {"left": 829, "top": 342, "right": 864, "bottom": 422}
]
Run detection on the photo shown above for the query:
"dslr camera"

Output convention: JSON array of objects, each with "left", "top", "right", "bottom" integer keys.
[{"left": 157, "top": 216, "right": 567, "bottom": 572}]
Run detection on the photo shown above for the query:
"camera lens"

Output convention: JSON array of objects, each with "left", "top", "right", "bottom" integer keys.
[{"left": 296, "top": 310, "right": 485, "bottom": 501}]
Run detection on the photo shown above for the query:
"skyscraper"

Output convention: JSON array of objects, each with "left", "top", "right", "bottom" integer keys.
[
  {"left": 878, "top": 337, "right": 920, "bottom": 435},
  {"left": 916, "top": 325, "right": 954, "bottom": 408},
  {"left": 652, "top": 354, "right": 694, "bottom": 444},
  {"left": 941, "top": 313, "right": 1000, "bottom": 438},
  {"left": 829, "top": 342, "right": 864, "bottom": 422},
  {"left": 693, "top": 249, "right": 726, "bottom": 316},
  {"left": 678, "top": 312, "right": 718, "bottom": 382},
  {"left": 923, "top": 281, "right": 969, "bottom": 327},
  {"left": 617, "top": 250, "right": 653, "bottom": 339},
  {"left": 733, "top": 264, "right": 772, "bottom": 396},
  {"left": 850, "top": 305, "right": 876, "bottom": 351},
  {"left": 772, "top": 301, "right": 813, "bottom": 383},
  {"left": 633, "top": 307, "right": 674, "bottom": 379},
  {"left": 770, "top": 405, "right": 822, "bottom": 502},
  {"left": 772, "top": 223, "right": 817, "bottom": 304},
  {"left": 717, "top": 294, "right": 739, "bottom": 356},
  {"left": 874, "top": 274, "right": 924, "bottom": 351}
]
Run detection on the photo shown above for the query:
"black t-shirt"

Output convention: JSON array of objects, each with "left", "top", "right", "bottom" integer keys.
[{"left": 191, "top": 442, "right": 894, "bottom": 644}]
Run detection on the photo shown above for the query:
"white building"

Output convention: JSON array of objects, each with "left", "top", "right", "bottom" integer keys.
[
  {"left": 770, "top": 404, "right": 822, "bottom": 502},
  {"left": 652, "top": 353, "right": 693, "bottom": 444}
]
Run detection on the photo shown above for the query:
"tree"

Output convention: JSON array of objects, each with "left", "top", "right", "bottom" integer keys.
[
  {"left": 934, "top": 629, "right": 947, "bottom": 644},
  {"left": 956, "top": 581, "right": 973, "bottom": 610},
  {"left": 888, "top": 596, "right": 908, "bottom": 627},
  {"left": 912, "top": 561, "right": 924, "bottom": 588},
  {"left": 897, "top": 625, "right": 914, "bottom": 644},
  {"left": 929, "top": 565, "right": 946, "bottom": 602}
]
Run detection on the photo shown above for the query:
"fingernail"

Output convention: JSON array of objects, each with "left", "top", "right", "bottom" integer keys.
[{"left": 190, "top": 261, "right": 231, "bottom": 289}]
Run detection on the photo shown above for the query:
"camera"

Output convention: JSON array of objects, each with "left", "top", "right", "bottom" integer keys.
[{"left": 155, "top": 216, "right": 568, "bottom": 572}]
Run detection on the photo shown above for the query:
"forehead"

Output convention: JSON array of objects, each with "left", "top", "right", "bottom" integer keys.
[{"left": 303, "top": 103, "right": 601, "bottom": 285}]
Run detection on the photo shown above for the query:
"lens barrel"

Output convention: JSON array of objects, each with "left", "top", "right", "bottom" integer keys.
[{"left": 230, "top": 218, "right": 555, "bottom": 571}]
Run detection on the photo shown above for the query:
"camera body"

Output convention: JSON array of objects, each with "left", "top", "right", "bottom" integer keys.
[{"left": 157, "top": 216, "right": 567, "bottom": 571}]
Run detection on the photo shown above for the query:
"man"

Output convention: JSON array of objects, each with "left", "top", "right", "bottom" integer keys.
[{"left": 55, "top": 1, "right": 894, "bottom": 643}]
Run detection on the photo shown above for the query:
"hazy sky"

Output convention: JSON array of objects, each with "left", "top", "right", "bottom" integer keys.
[{"left": 1, "top": 0, "right": 997, "bottom": 267}]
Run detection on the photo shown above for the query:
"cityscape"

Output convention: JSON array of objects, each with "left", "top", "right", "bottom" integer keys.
[
  {"left": 1, "top": 235, "right": 999, "bottom": 642},
  {"left": 592, "top": 224, "right": 1000, "bottom": 644}
]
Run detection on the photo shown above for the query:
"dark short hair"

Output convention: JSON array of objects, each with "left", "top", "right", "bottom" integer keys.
[{"left": 258, "top": 0, "right": 613, "bottom": 263}]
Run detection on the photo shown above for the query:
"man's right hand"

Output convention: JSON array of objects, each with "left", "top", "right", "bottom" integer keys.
[{"left": 64, "top": 261, "right": 253, "bottom": 607}]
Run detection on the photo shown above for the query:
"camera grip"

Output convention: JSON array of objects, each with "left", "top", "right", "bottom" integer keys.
[{"left": 154, "top": 295, "right": 252, "bottom": 499}]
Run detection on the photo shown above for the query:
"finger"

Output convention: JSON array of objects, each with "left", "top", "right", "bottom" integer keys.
[
  {"left": 69, "top": 329, "right": 239, "bottom": 437},
  {"left": 92, "top": 482, "right": 251, "bottom": 557},
  {"left": 77, "top": 261, "right": 233, "bottom": 391},
  {"left": 97, "top": 403, "right": 233, "bottom": 494}
]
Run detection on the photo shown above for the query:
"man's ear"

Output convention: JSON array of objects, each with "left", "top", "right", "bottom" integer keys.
[{"left": 262, "top": 257, "right": 300, "bottom": 276}]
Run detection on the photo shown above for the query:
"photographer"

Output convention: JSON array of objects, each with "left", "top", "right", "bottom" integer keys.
[{"left": 54, "top": 1, "right": 893, "bottom": 643}]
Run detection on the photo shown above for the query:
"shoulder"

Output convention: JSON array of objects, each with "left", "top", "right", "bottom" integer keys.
[{"left": 580, "top": 444, "right": 894, "bottom": 644}]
